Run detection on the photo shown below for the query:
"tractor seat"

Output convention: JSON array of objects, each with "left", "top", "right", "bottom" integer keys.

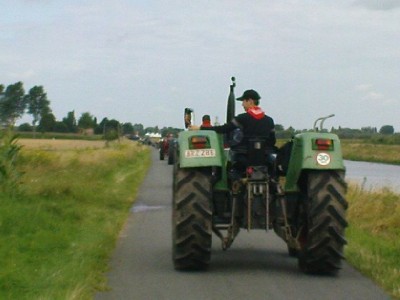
[{"left": 230, "top": 138, "right": 276, "bottom": 170}]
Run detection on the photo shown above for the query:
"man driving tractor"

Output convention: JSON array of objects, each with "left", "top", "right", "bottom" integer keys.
[
  {"left": 190, "top": 89, "right": 276, "bottom": 171},
  {"left": 190, "top": 89, "right": 275, "bottom": 147}
]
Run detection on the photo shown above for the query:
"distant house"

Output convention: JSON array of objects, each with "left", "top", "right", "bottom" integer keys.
[
  {"left": 145, "top": 132, "right": 162, "bottom": 144},
  {"left": 80, "top": 128, "right": 94, "bottom": 135}
]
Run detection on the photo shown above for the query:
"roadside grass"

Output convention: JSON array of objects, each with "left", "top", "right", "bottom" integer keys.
[
  {"left": 0, "top": 139, "right": 150, "bottom": 299},
  {"left": 346, "top": 184, "right": 400, "bottom": 299}
]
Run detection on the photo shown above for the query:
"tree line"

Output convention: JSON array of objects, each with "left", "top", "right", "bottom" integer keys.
[
  {"left": 1, "top": 81, "right": 397, "bottom": 142},
  {"left": 275, "top": 124, "right": 396, "bottom": 138},
  {"left": 0, "top": 82, "right": 182, "bottom": 139}
]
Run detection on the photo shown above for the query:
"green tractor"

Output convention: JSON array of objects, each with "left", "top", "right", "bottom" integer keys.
[{"left": 172, "top": 77, "right": 348, "bottom": 274}]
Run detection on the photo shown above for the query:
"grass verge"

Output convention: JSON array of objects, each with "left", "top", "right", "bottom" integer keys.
[
  {"left": 346, "top": 185, "right": 400, "bottom": 299},
  {"left": 0, "top": 140, "right": 150, "bottom": 299},
  {"left": 277, "top": 138, "right": 400, "bottom": 165},
  {"left": 341, "top": 140, "right": 400, "bottom": 165}
]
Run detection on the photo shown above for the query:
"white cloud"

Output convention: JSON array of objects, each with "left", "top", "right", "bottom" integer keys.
[
  {"left": 363, "top": 91, "right": 385, "bottom": 101},
  {"left": 355, "top": 84, "right": 399, "bottom": 106},
  {"left": 7, "top": 70, "right": 36, "bottom": 81},
  {"left": 355, "top": 84, "right": 372, "bottom": 92},
  {"left": 353, "top": 0, "right": 400, "bottom": 11}
]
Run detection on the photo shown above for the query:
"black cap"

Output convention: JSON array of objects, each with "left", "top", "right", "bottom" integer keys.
[{"left": 236, "top": 89, "right": 261, "bottom": 101}]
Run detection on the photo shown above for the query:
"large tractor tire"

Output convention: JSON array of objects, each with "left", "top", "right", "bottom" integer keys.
[
  {"left": 298, "top": 170, "right": 348, "bottom": 274},
  {"left": 168, "top": 154, "right": 174, "bottom": 165},
  {"left": 159, "top": 149, "right": 165, "bottom": 160},
  {"left": 172, "top": 168, "right": 212, "bottom": 270},
  {"left": 168, "top": 143, "right": 175, "bottom": 165}
]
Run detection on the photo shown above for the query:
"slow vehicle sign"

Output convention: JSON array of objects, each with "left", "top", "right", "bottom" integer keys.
[{"left": 316, "top": 152, "right": 331, "bottom": 166}]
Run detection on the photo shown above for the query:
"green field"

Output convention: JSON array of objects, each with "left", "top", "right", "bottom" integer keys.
[{"left": 342, "top": 139, "right": 400, "bottom": 165}]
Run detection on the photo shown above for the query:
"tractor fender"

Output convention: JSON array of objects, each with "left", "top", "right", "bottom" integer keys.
[
  {"left": 284, "top": 132, "right": 346, "bottom": 192},
  {"left": 177, "top": 130, "right": 225, "bottom": 168}
]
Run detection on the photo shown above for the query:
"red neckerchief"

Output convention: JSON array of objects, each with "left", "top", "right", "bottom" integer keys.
[
  {"left": 202, "top": 120, "right": 212, "bottom": 127},
  {"left": 247, "top": 106, "right": 265, "bottom": 120}
]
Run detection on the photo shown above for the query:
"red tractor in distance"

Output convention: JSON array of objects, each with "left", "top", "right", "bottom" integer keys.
[{"left": 159, "top": 133, "right": 176, "bottom": 165}]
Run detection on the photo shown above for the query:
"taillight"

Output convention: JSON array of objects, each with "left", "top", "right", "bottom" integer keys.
[
  {"left": 313, "top": 138, "right": 334, "bottom": 151},
  {"left": 246, "top": 167, "right": 254, "bottom": 176},
  {"left": 190, "top": 136, "right": 209, "bottom": 149}
]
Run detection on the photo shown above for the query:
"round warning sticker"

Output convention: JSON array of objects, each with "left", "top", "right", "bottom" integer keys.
[{"left": 316, "top": 153, "right": 331, "bottom": 166}]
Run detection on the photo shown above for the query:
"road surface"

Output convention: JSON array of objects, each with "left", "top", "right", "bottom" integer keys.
[{"left": 96, "top": 149, "right": 390, "bottom": 300}]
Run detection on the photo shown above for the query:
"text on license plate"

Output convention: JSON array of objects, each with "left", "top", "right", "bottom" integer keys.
[{"left": 185, "top": 149, "right": 216, "bottom": 158}]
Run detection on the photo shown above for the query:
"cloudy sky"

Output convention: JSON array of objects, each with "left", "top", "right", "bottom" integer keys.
[{"left": 1, "top": 0, "right": 400, "bottom": 131}]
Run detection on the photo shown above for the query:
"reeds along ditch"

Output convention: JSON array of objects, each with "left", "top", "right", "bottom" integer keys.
[{"left": 0, "top": 130, "right": 22, "bottom": 195}]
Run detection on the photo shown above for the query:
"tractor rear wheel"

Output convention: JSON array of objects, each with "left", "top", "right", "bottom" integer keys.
[
  {"left": 298, "top": 171, "right": 348, "bottom": 274},
  {"left": 172, "top": 168, "right": 212, "bottom": 270},
  {"left": 159, "top": 149, "right": 164, "bottom": 160},
  {"left": 168, "top": 145, "right": 175, "bottom": 165}
]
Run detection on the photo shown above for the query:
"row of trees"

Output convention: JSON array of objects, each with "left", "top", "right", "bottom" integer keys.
[
  {"left": 1, "top": 82, "right": 182, "bottom": 138},
  {"left": 1, "top": 81, "right": 397, "bottom": 140},
  {"left": 274, "top": 124, "right": 396, "bottom": 140},
  {"left": 18, "top": 113, "right": 182, "bottom": 139},
  {"left": 0, "top": 82, "right": 50, "bottom": 130}
]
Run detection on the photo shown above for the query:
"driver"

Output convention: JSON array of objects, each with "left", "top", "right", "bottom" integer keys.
[
  {"left": 190, "top": 89, "right": 275, "bottom": 148},
  {"left": 190, "top": 89, "right": 276, "bottom": 171}
]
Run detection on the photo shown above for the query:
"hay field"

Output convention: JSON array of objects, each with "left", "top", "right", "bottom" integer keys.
[
  {"left": 17, "top": 138, "right": 107, "bottom": 150},
  {"left": 1, "top": 138, "right": 150, "bottom": 299}
]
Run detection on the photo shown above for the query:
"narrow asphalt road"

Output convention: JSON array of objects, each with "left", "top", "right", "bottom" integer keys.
[{"left": 95, "top": 149, "right": 390, "bottom": 300}]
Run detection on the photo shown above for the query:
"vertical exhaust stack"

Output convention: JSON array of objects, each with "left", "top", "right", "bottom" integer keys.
[
  {"left": 225, "top": 77, "right": 236, "bottom": 146},
  {"left": 226, "top": 77, "right": 236, "bottom": 123}
]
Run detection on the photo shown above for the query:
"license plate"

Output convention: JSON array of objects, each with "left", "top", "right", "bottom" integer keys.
[{"left": 184, "top": 149, "right": 216, "bottom": 158}]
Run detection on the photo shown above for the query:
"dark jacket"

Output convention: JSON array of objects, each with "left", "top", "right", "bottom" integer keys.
[{"left": 201, "top": 107, "right": 276, "bottom": 148}]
